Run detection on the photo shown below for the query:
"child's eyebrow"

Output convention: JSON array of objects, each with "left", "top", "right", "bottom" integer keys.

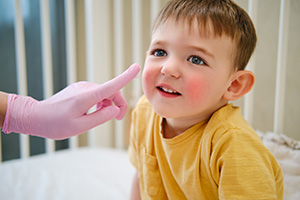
[
  {"left": 189, "top": 45, "right": 215, "bottom": 59},
  {"left": 150, "top": 40, "right": 165, "bottom": 46}
]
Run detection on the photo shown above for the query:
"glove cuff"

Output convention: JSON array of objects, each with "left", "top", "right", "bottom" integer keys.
[
  {"left": 2, "top": 94, "right": 38, "bottom": 135},
  {"left": 2, "top": 94, "right": 18, "bottom": 134}
]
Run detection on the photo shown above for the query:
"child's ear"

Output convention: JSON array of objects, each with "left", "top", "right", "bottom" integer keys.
[{"left": 223, "top": 70, "right": 255, "bottom": 101}]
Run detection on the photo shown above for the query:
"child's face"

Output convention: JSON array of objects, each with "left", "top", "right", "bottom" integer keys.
[{"left": 142, "top": 19, "right": 236, "bottom": 125}]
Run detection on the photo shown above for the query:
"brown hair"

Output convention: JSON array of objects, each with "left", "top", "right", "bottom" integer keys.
[{"left": 152, "top": 0, "right": 257, "bottom": 70}]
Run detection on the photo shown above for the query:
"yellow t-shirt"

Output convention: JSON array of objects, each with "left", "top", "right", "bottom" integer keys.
[{"left": 129, "top": 96, "right": 284, "bottom": 200}]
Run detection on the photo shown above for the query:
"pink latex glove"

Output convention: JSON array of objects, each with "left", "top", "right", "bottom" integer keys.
[{"left": 2, "top": 63, "right": 140, "bottom": 140}]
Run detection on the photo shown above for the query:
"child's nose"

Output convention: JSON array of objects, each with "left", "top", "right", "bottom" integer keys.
[{"left": 160, "top": 58, "right": 181, "bottom": 78}]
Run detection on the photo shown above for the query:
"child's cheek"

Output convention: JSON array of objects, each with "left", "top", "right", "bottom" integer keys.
[
  {"left": 186, "top": 78, "right": 208, "bottom": 103},
  {"left": 142, "top": 69, "right": 154, "bottom": 93}
]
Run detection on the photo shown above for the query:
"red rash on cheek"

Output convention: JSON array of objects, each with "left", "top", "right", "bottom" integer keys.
[{"left": 185, "top": 78, "right": 208, "bottom": 103}]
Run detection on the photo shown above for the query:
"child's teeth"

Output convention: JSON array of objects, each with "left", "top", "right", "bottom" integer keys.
[{"left": 162, "top": 87, "right": 176, "bottom": 93}]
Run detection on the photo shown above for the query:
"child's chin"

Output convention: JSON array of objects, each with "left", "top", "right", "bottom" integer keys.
[{"left": 154, "top": 109, "right": 176, "bottom": 119}]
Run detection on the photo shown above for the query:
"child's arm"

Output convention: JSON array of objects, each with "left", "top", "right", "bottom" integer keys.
[{"left": 130, "top": 171, "right": 141, "bottom": 200}]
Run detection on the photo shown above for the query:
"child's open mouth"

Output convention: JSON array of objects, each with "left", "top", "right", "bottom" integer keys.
[{"left": 157, "top": 86, "right": 181, "bottom": 96}]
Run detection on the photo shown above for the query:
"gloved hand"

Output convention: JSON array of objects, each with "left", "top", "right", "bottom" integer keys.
[{"left": 2, "top": 63, "right": 140, "bottom": 140}]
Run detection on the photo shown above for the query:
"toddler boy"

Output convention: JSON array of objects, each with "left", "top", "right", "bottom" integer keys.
[{"left": 129, "top": 0, "right": 283, "bottom": 199}]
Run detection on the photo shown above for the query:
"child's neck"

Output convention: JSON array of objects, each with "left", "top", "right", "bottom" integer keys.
[
  {"left": 162, "top": 118, "right": 194, "bottom": 139},
  {"left": 162, "top": 111, "right": 215, "bottom": 139}
]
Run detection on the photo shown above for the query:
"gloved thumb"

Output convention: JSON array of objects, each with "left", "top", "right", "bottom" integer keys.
[{"left": 79, "top": 105, "right": 121, "bottom": 131}]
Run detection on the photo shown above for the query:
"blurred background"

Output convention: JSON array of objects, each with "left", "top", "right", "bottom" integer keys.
[{"left": 1, "top": 0, "right": 299, "bottom": 161}]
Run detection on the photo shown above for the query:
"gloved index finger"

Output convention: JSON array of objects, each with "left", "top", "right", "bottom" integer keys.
[{"left": 99, "top": 63, "right": 140, "bottom": 99}]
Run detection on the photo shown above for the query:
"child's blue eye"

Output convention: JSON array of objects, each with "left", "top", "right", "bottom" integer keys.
[
  {"left": 188, "top": 56, "right": 205, "bottom": 65},
  {"left": 153, "top": 49, "right": 167, "bottom": 57}
]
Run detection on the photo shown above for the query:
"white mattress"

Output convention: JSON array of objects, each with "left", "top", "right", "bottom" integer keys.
[
  {"left": 0, "top": 147, "right": 135, "bottom": 200},
  {"left": 1, "top": 132, "right": 300, "bottom": 200},
  {"left": 257, "top": 131, "right": 300, "bottom": 200}
]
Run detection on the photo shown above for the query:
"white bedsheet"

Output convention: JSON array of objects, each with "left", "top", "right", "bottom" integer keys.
[
  {"left": 0, "top": 147, "right": 135, "bottom": 200},
  {"left": 1, "top": 132, "right": 300, "bottom": 200},
  {"left": 257, "top": 131, "right": 300, "bottom": 200}
]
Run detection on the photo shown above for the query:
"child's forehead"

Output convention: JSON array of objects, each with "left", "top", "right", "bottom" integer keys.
[
  {"left": 152, "top": 0, "right": 240, "bottom": 41},
  {"left": 153, "top": 17, "right": 228, "bottom": 40}
]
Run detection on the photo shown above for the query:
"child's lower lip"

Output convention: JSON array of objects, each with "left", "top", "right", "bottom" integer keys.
[{"left": 157, "top": 88, "right": 181, "bottom": 98}]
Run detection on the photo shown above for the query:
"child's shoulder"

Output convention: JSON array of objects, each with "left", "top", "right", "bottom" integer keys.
[
  {"left": 206, "top": 103, "right": 260, "bottom": 142},
  {"left": 208, "top": 104, "right": 250, "bottom": 131}
]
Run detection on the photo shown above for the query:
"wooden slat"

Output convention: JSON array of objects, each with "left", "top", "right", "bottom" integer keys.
[
  {"left": 40, "top": 0, "right": 55, "bottom": 153},
  {"left": 243, "top": 0, "right": 257, "bottom": 125},
  {"left": 131, "top": 0, "right": 143, "bottom": 105},
  {"left": 14, "top": 0, "right": 30, "bottom": 159},
  {"left": 274, "top": 0, "right": 290, "bottom": 134},
  {"left": 113, "top": 0, "right": 125, "bottom": 149},
  {"left": 150, "top": 0, "right": 161, "bottom": 27},
  {"left": 64, "top": 0, "right": 78, "bottom": 149}
]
